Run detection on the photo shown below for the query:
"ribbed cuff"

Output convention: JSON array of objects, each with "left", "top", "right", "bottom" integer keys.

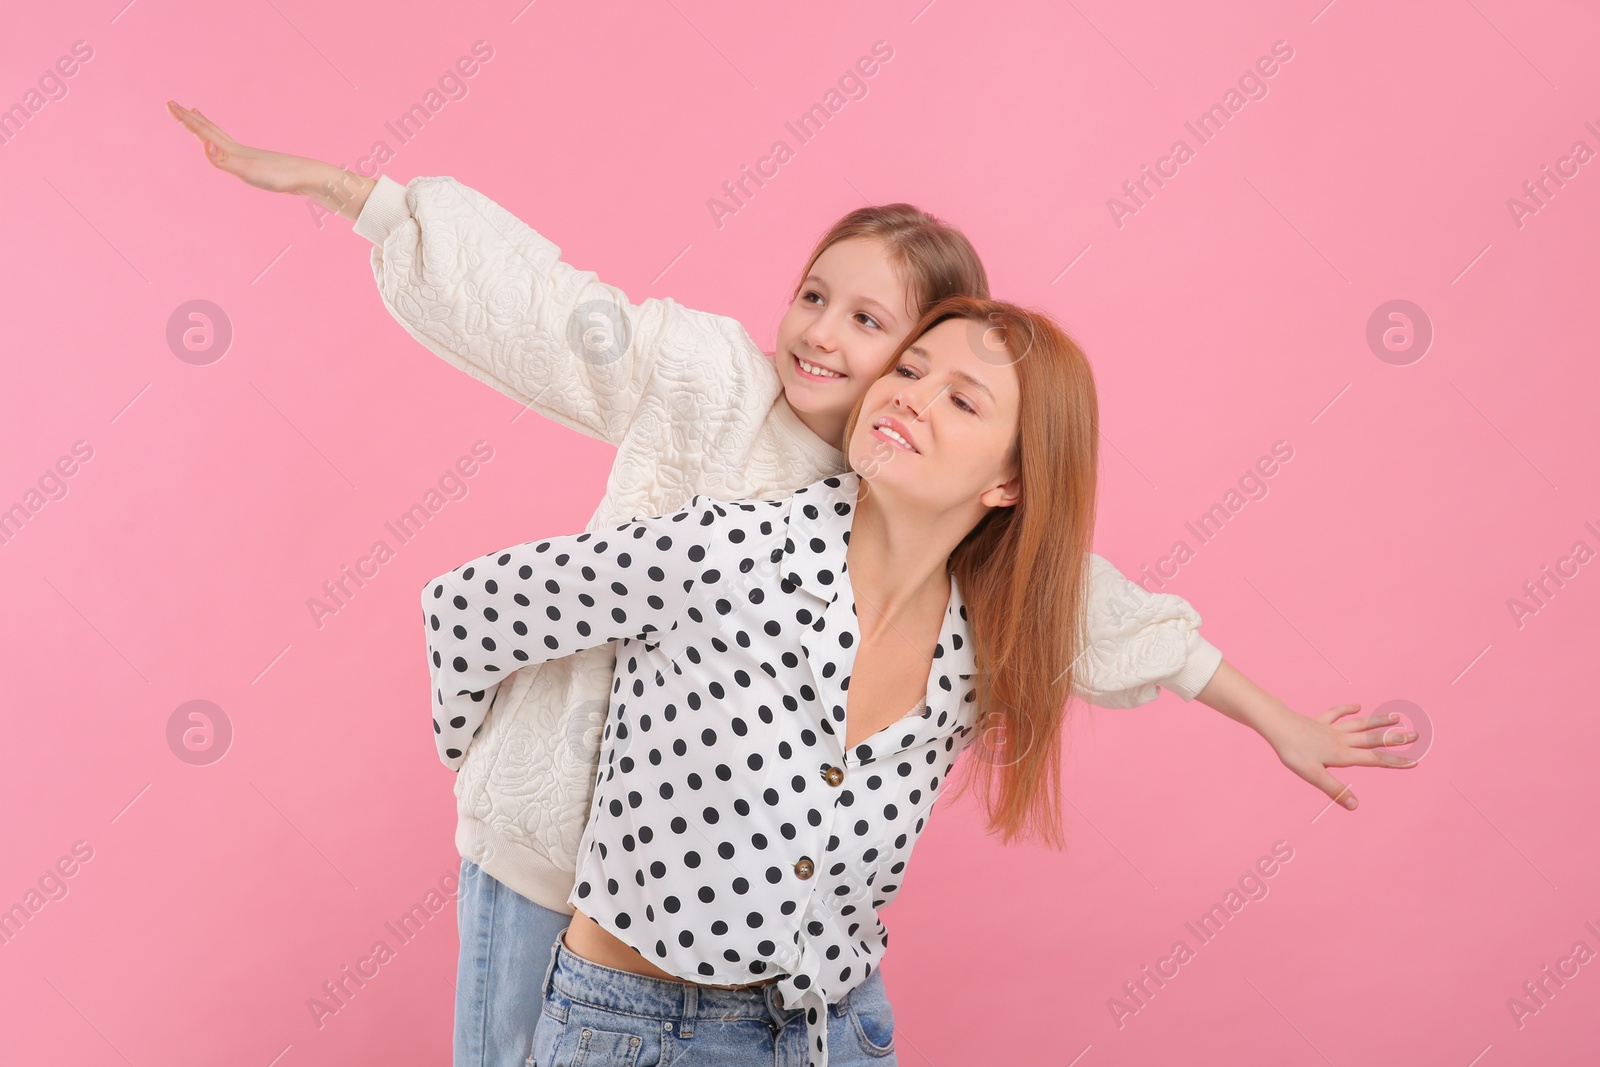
[
  {"left": 455, "top": 815, "right": 578, "bottom": 916},
  {"left": 1160, "top": 631, "right": 1224, "bottom": 701},
  {"left": 352, "top": 173, "right": 412, "bottom": 245}
]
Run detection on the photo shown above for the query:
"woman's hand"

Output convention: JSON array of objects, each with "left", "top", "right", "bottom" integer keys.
[
  {"left": 1263, "top": 703, "right": 1419, "bottom": 811},
  {"left": 166, "top": 101, "right": 374, "bottom": 219}
]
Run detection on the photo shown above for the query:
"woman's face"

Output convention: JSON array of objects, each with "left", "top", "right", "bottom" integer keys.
[
  {"left": 774, "top": 237, "right": 919, "bottom": 431},
  {"left": 846, "top": 316, "right": 1022, "bottom": 512}
]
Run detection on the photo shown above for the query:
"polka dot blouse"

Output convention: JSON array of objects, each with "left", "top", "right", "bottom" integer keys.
[{"left": 422, "top": 472, "right": 978, "bottom": 1067}]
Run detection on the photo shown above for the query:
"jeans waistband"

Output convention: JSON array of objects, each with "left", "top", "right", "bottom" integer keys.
[{"left": 540, "top": 931, "right": 849, "bottom": 1036}]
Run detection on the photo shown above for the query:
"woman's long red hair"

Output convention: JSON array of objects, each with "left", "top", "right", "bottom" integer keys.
[{"left": 843, "top": 296, "right": 1100, "bottom": 848}]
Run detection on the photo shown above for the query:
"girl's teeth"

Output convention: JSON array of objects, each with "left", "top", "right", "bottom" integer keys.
[{"left": 797, "top": 356, "right": 842, "bottom": 378}]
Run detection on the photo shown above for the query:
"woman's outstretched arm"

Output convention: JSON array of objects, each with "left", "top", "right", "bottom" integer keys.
[
  {"left": 166, "top": 101, "right": 374, "bottom": 219},
  {"left": 420, "top": 495, "right": 723, "bottom": 770}
]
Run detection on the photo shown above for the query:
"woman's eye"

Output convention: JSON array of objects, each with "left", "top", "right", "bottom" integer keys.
[
  {"left": 954, "top": 396, "right": 976, "bottom": 414},
  {"left": 893, "top": 365, "right": 916, "bottom": 379}
]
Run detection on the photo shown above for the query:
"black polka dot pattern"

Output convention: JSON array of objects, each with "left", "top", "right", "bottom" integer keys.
[{"left": 421, "top": 473, "right": 978, "bottom": 1067}]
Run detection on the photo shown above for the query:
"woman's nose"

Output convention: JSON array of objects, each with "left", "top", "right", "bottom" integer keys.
[
  {"left": 893, "top": 385, "right": 925, "bottom": 421},
  {"left": 895, "top": 378, "right": 944, "bottom": 421}
]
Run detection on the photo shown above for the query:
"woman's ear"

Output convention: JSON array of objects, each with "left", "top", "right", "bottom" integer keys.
[{"left": 980, "top": 473, "right": 1022, "bottom": 511}]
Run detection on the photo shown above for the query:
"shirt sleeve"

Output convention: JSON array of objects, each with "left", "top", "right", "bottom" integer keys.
[
  {"left": 420, "top": 495, "right": 723, "bottom": 770},
  {"left": 1071, "top": 553, "right": 1224, "bottom": 709},
  {"left": 354, "top": 173, "right": 762, "bottom": 446}
]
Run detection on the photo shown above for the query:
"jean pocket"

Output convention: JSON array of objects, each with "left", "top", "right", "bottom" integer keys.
[
  {"left": 847, "top": 995, "right": 896, "bottom": 1058},
  {"left": 537, "top": 1002, "right": 663, "bottom": 1067}
]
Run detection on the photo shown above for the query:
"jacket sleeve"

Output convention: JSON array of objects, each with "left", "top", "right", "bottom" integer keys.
[
  {"left": 1071, "top": 553, "right": 1224, "bottom": 709},
  {"left": 421, "top": 495, "right": 723, "bottom": 770},
  {"left": 354, "top": 173, "right": 761, "bottom": 445}
]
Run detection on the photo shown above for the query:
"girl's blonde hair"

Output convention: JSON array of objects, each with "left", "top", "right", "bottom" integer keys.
[
  {"left": 841, "top": 296, "right": 1100, "bottom": 849},
  {"left": 792, "top": 204, "right": 990, "bottom": 317}
]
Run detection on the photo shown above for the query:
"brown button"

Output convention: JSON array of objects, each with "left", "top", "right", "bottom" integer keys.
[
  {"left": 793, "top": 856, "right": 815, "bottom": 879},
  {"left": 822, "top": 765, "right": 844, "bottom": 787}
]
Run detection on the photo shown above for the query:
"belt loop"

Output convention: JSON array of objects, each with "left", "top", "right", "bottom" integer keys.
[
  {"left": 541, "top": 933, "right": 561, "bottom": 999},
  {"left": 539, "top": 932, "right": 569, "bottom": 1023},
  {"left": 678, "top": 981, "right": 698, "bottom": 1038}
]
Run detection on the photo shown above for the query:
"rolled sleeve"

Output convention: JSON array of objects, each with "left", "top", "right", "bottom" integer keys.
[{"left": 421, "top": 496, "right": 721, "bottom": 769}]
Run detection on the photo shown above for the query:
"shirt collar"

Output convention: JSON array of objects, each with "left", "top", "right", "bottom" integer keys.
[{"left": 779, "top": 472, "right": 978, "bottom": 681}]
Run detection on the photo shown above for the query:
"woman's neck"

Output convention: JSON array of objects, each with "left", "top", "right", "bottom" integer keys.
[{"left": 845, "top": 482, "right": 972, "bottom": 625}]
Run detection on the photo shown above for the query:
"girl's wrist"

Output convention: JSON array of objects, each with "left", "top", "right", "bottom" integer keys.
[
  {"left": 1250, "top": 698, "right": 1301, "bottom": 742},
  {"left": 1196, "top": 662, "right": 1300, "bottom": 742},
  {"left": 295, "top": 160, "right": 374, "bottom": 220}
]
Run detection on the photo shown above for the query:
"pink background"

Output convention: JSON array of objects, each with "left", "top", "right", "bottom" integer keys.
[{"left": 3, "top": 1, "right": 1598, "bottom": 1064}]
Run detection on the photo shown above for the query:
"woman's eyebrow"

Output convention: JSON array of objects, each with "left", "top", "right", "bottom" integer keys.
[{"left": 904, "top": 345, "right": 996, "bottom": 403}]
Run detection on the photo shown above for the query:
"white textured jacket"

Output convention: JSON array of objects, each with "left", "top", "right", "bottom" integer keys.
[{"left": 354, "top": 173, "right": 1225, "bottom": 914}]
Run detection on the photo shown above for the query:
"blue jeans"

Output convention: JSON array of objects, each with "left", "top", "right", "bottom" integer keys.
[
  {"left": 529, "top": 927, "right": 898, "bottom": 1066},
  {"left": 454, "top": 859, "right": 576, "bottom": 1067}
]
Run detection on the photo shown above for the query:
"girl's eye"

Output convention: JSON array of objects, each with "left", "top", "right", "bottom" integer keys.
[
  {"left": 855, "top": 313, "right": 882, "bottom": 330},
  {"left": 802, "top": 290, "right": 824, "bottom": 305}
]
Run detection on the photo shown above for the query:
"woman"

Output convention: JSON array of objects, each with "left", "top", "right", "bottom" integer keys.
[{"left": 422, "top": 297, "right": 1418, "bottom": 1066}]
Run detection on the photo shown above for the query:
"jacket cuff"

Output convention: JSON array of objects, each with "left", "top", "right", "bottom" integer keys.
[
  {"left": 353, "top": 174, "right": 412, "bottom": 245},
  {"left": 1159, "top": 632, "right": 1224, "bottom": 701}
]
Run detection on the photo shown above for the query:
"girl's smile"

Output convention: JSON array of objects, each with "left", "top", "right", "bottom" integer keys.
[{"left": 792, "top": 351, "right": 847, "bottom": 381}]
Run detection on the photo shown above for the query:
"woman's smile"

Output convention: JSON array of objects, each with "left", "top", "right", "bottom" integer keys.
[{"left": 870, "top": 416, "right": 919, "bottom": 453}]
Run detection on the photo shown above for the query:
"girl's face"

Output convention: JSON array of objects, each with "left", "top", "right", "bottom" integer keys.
[
  {"left": 774, "top": 237, "right": 919, "bottom": 438},
  {"left": 847, "top": 317, "right": 1022, "bottom": 512}
]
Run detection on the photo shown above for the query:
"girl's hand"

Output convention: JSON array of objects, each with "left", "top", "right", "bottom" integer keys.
[
  {"left": 167, "top": 101, "right": 375, "bottom": 219},
  {"left": 166, "top": 101, "right": 317, "bottom": 195},
  {"left": 1264, "top": 703, "right": 1419, "bottom": 811}
]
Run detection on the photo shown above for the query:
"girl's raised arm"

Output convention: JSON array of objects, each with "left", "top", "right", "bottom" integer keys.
[
  {"left": 166, "top": 102, "right": 372, "bottom": 211},
  {"left": 420, "top": 495, "right": 724, "bottom": 770},
  {"left": 168, "top": 102, "right": 765, "bottom": 446},
  {"left": 1069, "top": 552, "right": 1225, "bottom": 708},
  {"left": 353, "top": 172, "right": 709, "bottom": 444}
]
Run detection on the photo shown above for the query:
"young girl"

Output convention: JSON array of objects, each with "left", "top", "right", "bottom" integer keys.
[
  {"left": 169, "top": 104, "right": 1411, "bottom": 1065},
  {"left": 422, "top": 298, "right": 1417, "bottom": 1067}
]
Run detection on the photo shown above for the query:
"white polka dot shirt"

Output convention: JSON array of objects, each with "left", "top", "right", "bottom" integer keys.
[{"left": 423, "top": 472, "right": 978, "bottom": 1066}]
